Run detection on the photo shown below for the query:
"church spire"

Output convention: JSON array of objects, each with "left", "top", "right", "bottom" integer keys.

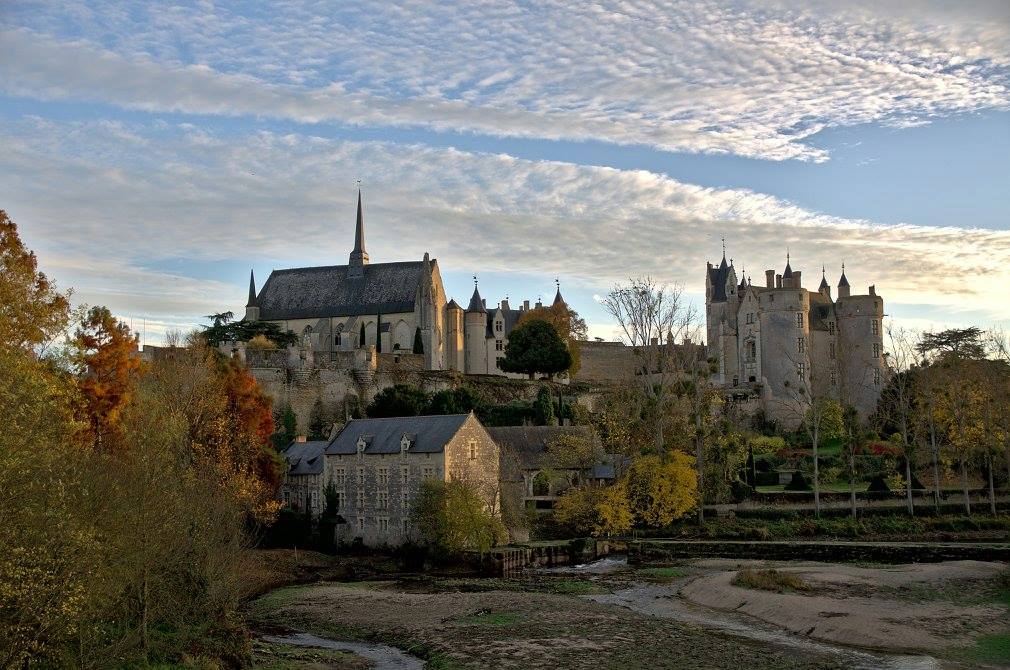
[
  {"left": 467, "top": 276, "right": 486, "bottom": 312},
  {"left": 246, "top": 269, "right": 257, "bottom": 307},
  {"left": 552, "top": 277, "right": 565, "bottom": 306},
  {"left": 348, "top": 188, "right": 369, "bottom": 275}
]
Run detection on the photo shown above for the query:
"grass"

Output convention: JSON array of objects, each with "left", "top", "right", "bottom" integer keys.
[
  {"left": 755, "top": 482, "right": 870, "bottom": 493},
  {"left": 958, "top": 634, "right": 1010, "bottom": 665},
  {"left": 732, "top": 569, "right": 812, "bottom": 593},
  {"left": 637, "top": 566, "right": 687, "bottom": 582},
  {"left": 250, "top": 639, "right": 370, "bottom": 669},
  {"left": 455, "top": 610, "right": 524, "bottom": 627}
]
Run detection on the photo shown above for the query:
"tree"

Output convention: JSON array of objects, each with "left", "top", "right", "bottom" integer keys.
[
  {"left": 874, "top": 325, "right": 922, "bottom": 516},
  {"left": 0, "top": 210, "right": 72, "bottom": 356},
  {"left": 72, "top": 306, "right": 144, "bottom": 451},
  {"left": 201, "top": 312, "right": 297, "bottom": 348},
  {"left": 410, "top": 479, "right": 506, "bottom": 554},
  {"left": 428, "top": 386, "right": 479, "bottom": 415},
  {"left": 308, "top": 398, "right": 332, "bottom": 440},
  {"left": 623, "top": 453, "right": 697, "bottom": 528},
  {"left": 375, "top": 313, "right": 382, "bottom": 352},
  {"left": 517, "top": 301, "right": 587, "bottom": 376},
  {"left": 534, "top": 385, "right": 557, "bottom": 426},
  {"left": 497, "top": 318, "right": 572, "bottom": 379},
  {"left": 600, "top": 277, "right": 698, "bottom": 450},
  {"left": 917, "top": 327, "right": 986, "bottom": 361},
  {"left": 413, "top": 326, "right": 424, "bottom": 355},
  {"left": 271, "top": 402, "right": 298, "bottom": 449},
  {"left": 367, "top": 384, "right": 431, "bottom": 418},
  {"left": 803, "top": 397, "right": 844, "bottom": 518},
  {"left": 554, "top": 483, "right": 632, "bottom": 537}
]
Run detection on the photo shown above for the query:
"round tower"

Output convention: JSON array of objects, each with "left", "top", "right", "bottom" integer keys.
[
  {"left": 834, "top": 280, "right": 883, "bottom": 418},
  {"left": 445, "top": 299, "right": 464, "bottom": 371},
  {"left": 464, "top": 281, "right": 488, "bottom": 374},
  {"left": 757, "top": 262, "right": 811, "bottom": 424}
]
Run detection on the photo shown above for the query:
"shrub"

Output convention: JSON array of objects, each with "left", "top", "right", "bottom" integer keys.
[{"left": 732, "top": 569, "right": 812, "bottom": 593}]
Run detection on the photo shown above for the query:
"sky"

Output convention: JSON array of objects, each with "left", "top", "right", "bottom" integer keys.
[{"left": 1, "top": 1, "right": 1009, "bottom": 344}]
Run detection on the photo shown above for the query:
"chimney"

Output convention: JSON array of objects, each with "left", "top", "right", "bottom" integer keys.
[
  {"left": 523, "top": 299, "right": 530, "bottom": 311},
  {"left": 776, "top": 274, "right": 782, "bottom": 288},
  {"left": 793, "top": 271, "right": 802, "bottom": 288},
  {"left": 501, "top": 299, "right": 510, "bottom": 311},
  {"left": 295, "top": 435, "right": 307, "bottom": 443},
  {"left": 481, "top": 298, "right": 486, "bottom": 308},
  {"left": 765, "top": 269, "right": 775, "bottom": 288},
  {"left": 869, "top": 285, "right": 876, "bottom": 296}
]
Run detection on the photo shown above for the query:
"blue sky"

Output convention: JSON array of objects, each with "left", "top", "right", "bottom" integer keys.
[{"left": 1, "top": 1, "right": 1009, "bottom": 342}]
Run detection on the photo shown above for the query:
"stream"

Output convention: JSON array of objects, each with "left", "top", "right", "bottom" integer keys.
[
  {"left": 260, "top": 632, "right": 424, "bottom": 670},
  {"left": 555, "top": 556, "right": 941, "bottom": 670}
]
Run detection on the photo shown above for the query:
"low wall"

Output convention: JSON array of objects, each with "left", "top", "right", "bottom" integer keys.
[
  {"left": 628, "top": 539, "right": 1010, "bottom": 565},
  {"left": 482, "top": 538, "right": 613, "bottom": 577}
]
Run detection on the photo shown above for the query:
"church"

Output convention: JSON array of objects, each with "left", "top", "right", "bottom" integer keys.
[{"left": 243, "top": 191, "right": 565, "bottom": 377}]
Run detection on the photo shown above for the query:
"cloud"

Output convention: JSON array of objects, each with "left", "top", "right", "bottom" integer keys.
[
  {"left": 3, "top": 116, "right": 1010, "bottom": 342},
  {"left": 2, "top": 0, "right": 1009, "bottom": 161}
]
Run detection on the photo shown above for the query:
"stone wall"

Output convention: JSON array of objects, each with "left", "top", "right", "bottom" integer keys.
[{"left": 574, "top": 341, "right": 635, "bottom": 383}]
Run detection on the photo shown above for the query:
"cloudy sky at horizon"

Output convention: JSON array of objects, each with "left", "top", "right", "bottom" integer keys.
[{"left": 2, "top": 1, "right": 1009, "bottom": 343}]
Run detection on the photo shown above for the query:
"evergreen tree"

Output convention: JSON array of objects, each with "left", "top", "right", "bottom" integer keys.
[
  {"left": 367, "top": 384, "right": 431, "bottom": 418},
  {"left": 375, "top": 313, "right": 382, "bottom": 353},
  {"left": 271, "top": 403, "right": 298, "bottom": 449},
  {"left": 534, "top": 386, "right": 557, "bottom": 426},
  {"left": 308, "top": 398, "right": 331, "bottom": 440},
  {"left": 413, "top": 327, "right": 424, "bottom": 354},
  {"left": 359, "top": 322, "right": 365, "bottom": 347},
  {"left": 497, "top": 318, "right": 572, "bottom": 380}
]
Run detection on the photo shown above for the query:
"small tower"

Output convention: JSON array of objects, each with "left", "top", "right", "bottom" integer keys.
[
  {"left": 445, "top": 299, "right": 464, "bottom": 371},
  {"left": 464, "top": 278, "right": 488, "bottom": 374},
  {"left": 244, "top": 269, "right": 259, "bottom": 321},
  {"left": 837, "top": 264, "right": 850, "bottom": 299},
  {"left": 782, "top": 252, "right": 793, "bottom": 288},
  {"left": 552, "top": 278, "right": 565, "bottom": 307},
  {"left": 818, "top": 265, "right": 831, "bottom": 299},
  {"left": 348, "top": 189, "right": 369, "bottom": 278}
]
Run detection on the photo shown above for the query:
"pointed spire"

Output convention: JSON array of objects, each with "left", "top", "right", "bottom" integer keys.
[
  {"left": 819, "top": 264, "right": 830, "bottom": 291},
  {"left": 719, "top": 237, "right": 728, "bottom": 270},
  {"left": 838, "top": 262, "right": 849, "bottom": 287},
  {"left": 552, "top": 277, "right": 565, "bottom": 306},
  {"left": 246, "top": 269, "right": 257, "bottom": 307},
  {"left": 738, "top": 265, "right": 747, "bottom": 290},
  {"left": 467, "top": 275, "right": 485, "bottom": 312},
  {"left": 349, "top": 188, "right": 369, "bottom": 269},
  {"left": 783, "top": 249, "right": 793, "bottom": 278}
]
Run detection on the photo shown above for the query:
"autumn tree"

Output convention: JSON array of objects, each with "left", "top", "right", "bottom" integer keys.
[
  {"left": 517, "top": 300, "right": 588, "bottom": 376},
  {"left": 623, "top": 452, "right": 697, "bottom": 528},
  {"left": 554, "top": 483, "right": 632, "bottom": 537},
  {"left": 497, "top": 318, "right": 573, "bottom": 379},
  {"left": 0, "top": 210, "right": 72, "bottom": 356},
  {"left": 410, "top": 479, "right": 506, "bottom": 554},
  {"left": 72, "top": 306, "right": 144, "bottom": 451}
]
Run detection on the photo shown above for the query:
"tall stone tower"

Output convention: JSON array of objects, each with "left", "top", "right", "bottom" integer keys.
[{"left": 464, "top": 281, "right": 488, "bottom": 374}]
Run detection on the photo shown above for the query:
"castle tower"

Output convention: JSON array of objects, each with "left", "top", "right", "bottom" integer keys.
[
  {"left": 818, "top": 266, "right": 831, "bottom": 299},
  {"left": 464, "top": 280, "right": 488, "bottom": 374},
  {"left": 348, "top": 189, "right": 369, "bottom": 278},
  {"left": 244, "top": 269, "right": 259, "bottom": 321},
  {"left": 552, "top": 278, "right": 565, "bottom": 307},
  {"left": 837, "top": 264, "right": 850, "bottom": 299},
  {"left": 834, "top": 272, "right": 883, "bottom": 418},
  {"left": 445, "top": 299, "right": 464, "bottom": 371}
]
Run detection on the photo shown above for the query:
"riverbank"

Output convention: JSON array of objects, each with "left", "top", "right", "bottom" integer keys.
[{"left": 247, "top": 555, "right": 1009, "bottom": 669}]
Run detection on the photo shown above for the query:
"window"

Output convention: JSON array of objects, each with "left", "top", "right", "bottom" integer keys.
[
  {"left": 310, "top": 489, "right": 319, "bottom": 509},
  {"left": 796, "top": 312, "right": 804, "bottom": 328},
  {"left": 469, "top": 439, "right": 477, "bottom": 460},
  {"left": 873, "top": 369, "right": 881, "bottom": 386},
  {"left": 423, "top": 467, "right": 435, "bottom": 480},
  {"left": 333, "top": 490, "right": 343, "bottom": 512},
  {"left": 828, "top": 321, "right": 835, "bottom": 335},
  {"left": 746, "top": 313, "right": 754, "bottom": 325},
  {"left": 376, "top": 491, "right": 388, "bottom": 510},
  {"left": 871, "top": 319, "right": 879, "bottom": 336},
  {"left": 401, "top": 465, "right": 409, "bottom": 485},
  {"left": 797, "top": 362, "right": 806, "bottom": 377},
  {"left": 356, "top": 467, "right": 364, "bottom": 485},
  {"left": 335, "top": 331, "right": 342, "bottom": 346},
  {"left": 746, "top": 340, "right": 756, "bottom": 362},
  {"left": 829, "top": 342, "right": 836, "bottom": 360},
  {"left": 797, "top": 337, "right": 805, "bottom": 353},
  {"left": 282, "top": 490, "right": 290, "bottom": 505},
  {"left": 495, "top": 320, "right": 503, "bottom": 332},
  {"left": 873, "top": 343, "right": 881, "bottom": 358},
  {"left": 356, "top": 490, "right": 364, "bottom": 508},
  {"left": 357, "top": 517, "right": 364, "bottom": 532},
  {"left": 495, "top": 339, "right": 503, "bottom": 351},
  {"left": 402, "top": 518, "right": 410, "bottom": 534},
  {"left": 378, "top": 517, "right": 389, "bottom": 532},
  {"left": 377, "top": 467, "right": 389, "bottom": 486},
  {"left": 334, "top": 467, "right": 346, "bottom": 486},
  {"left": 830, "top": 370, "right": 837, "bottom": 387}
]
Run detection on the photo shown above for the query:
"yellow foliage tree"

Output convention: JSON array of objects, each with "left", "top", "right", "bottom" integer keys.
[
  {"left": 554, "top": 482, "right": 632, "bottom": 537},
  {"left": 623, "top": 452, "right": 698, "bottom": 528}
]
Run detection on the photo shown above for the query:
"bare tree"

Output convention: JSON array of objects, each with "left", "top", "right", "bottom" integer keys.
[{"left": 880, "top": 324, "right": 921, "bottom": 516}]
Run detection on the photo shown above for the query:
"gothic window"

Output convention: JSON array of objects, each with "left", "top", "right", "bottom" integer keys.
[
  {"left": 495, "top": 339, "right": 503, "bottom": 351},
  {"left": 495, "top": 320, "right": 503, "bottom": 332},
  {"left": 797, "top": 337, "right": 805, "bottom": 353},
  {"left": 378, "top": 517, "right": 389, "bottom": 532},
  {"left": 873, "top": 343, "right": 881, "bottom": 358},
  {"left": 830, "top": 370, "right": 837, "bottom": 386},
  {"left": 829, "top": 342, "right": 836, "bottom": 360},
  {"left": 873, "top": 369, "right": 881, "bottom": 386},
  {"left": 797, "top": 362, "right": 806, "bottom": 377},
  {"left": 828, "top": 321, "right": 835, "bottom": 335},
  {"left": 302, "top": 325, "right": 313, "bottom": 348},
  {"left": 377, "top": 467, "right": 389, "bottom": 487},
  {"left": 746, "top": 340, "right": 756, "bottom": 362},
  {"left": 796, "top": 312, "right": 804, "bottom": 328},
  {"left": 871, "top": 319, "right": 879, "bottom": 336}
]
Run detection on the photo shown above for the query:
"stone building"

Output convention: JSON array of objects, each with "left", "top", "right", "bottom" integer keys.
[
  {"left": 279, "top": 437, "right": 328, "bottom": 514},
  {"left": 323, "top": 413, "right": 500, "bottom": 547},
  {"left": 706, "top": 249, "right": 884, "bottom": 426},
  {"left": 243, "top": 190, "right": 562, "bottom": 379}
]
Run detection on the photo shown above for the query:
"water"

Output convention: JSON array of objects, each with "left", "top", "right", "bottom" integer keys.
[
  {"left": 552, "top": 557, "right": 940, "bottom": 670},
  {"left": 261, "top": 632, "right": 425, "bottom": 670}
]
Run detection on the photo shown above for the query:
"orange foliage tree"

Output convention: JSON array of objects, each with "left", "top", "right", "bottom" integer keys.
[
  {"left": 72, "top": 306, "right": 144, "bottom": 451},
  {"left": 516, "top": 300, "right": 587, "bottom": 376}
]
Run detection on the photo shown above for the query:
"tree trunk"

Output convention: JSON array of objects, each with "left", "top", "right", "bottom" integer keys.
[
  {"left": 141, "top": 566, "right": 150, "bottom": 659},
  {"left": 987, "top": 454, "right": 996, "bottom": 515},
  {"left": 960, "top": 458, "right": 971, "bottom": 516},
  {"left": 904, "top": 457, "right": 914, "bottom": 516},
  {"left": 812, "top": 428, "right": 821, "bottom": 519},
  {"left": 848, "top": 450, "right": 857, "bottom": 519},
  {"left": 695, "top": 423, "right": 705, "bottom": 525},
  {"left": 930, "top": 429, "right": 941, "bottom": 512}
]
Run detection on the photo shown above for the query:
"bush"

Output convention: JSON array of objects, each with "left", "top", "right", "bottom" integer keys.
[
  {"left": 733, "top": 569, "right": 812, "bottom": 593},
  {"left": 784, "top": 470, "right": 812, "bottom": 491}
]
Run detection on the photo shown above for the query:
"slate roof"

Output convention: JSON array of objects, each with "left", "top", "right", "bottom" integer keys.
[
  {"left": 708, "top": 259, "right": 732, "bottom": 302},
  {"left": 487, "top": 425, "right": 598, "bottom": 469},
  {"left": 467, "top": 285, "right": 486, "bottom": 312},
  {"left": 255, "top": 261, "right": 423, "bottom": 320},
  {"left": 284, "top": 440, "right": 327, "bottom": 476},
  {"left": 808, "top": 291, "right": 834, "bottom": 331},
  {"left": 325, "top": 414, "right": 471, "bottom": 455}
]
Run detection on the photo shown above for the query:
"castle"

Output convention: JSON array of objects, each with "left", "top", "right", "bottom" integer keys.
[
  {"left": 243, "top": 191, "right": 565, "bottom": 378},
  {"left": 706, "top": 247, "right": 884, "bottom": 426}
]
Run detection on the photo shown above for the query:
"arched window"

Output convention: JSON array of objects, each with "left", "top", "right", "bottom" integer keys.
[
  {"left": 532, "top": 471, "right": 551, "bottom": 497},
  {"left": 302, "top": 325, "right": 313, "bottom": 349}
]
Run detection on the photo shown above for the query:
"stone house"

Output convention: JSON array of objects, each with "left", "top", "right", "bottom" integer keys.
[
  {"left": 488, "top": 425, "right": 625, "bottom": 512},
  {"left": 323, "top": 412, "right": 501, "bottom": 547},
  {"left": 279, "top": 437, "right": 328, "bottom": 515}
]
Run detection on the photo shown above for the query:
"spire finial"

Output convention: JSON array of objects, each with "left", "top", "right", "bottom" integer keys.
[
  {"left": 246, "top": 269, "right": 257, "bottom": 307},
  {"left": 474, "top": 274, "right": 478, "bottom": 287},
  {"left": 349, "top": 185, "right": 369, "bottom": 270},
  {"left": 721, "top": 237, "right": 726, "bottom": 257},
  {"left": 822, "top": 264, "right": 826, "bottom": 277}
]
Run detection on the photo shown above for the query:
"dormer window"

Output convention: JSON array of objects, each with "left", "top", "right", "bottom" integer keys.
[
  {"left": 495, "top": 320, "right": 503, "bottom": 332},
  {"left": 400, "top": 435, "right": 411, "bottom": 453},
  {"left": 357, "top": 438, "right": 366, "bottom": 455}
]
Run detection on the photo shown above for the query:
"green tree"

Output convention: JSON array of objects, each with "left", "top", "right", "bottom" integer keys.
[
  {"left": 413, "top": 326, "right": 424, "bottom": 355},
  {"left": 271, "top": 403, "right": 298, "bottom": 449},
  {"left": 308, "top": 398, "right": 332, "bottom": 440},
  {"left": 497, "top": 318, "right": 572, "bottom": 379},
  {"left": 410, "top": 479, "right": 505, "bottom": 554},
  {"left": 428, "top": 386, "right": 479, "bottom": 415},
  {"left": 534, "top": 385, "right": 557, "bottom": 426},
  {"left": 623, "top": 453, "right": 698, "bottom": 528},
  {"left": 359, "top": 322, "right": 366, "bottom": 347},
  {"left": 367, "top": 384, "right": 431, "bottom": 418},
  {"left": 516, "top": 301, "right": 587, "bottom": 376},
  {"left": 375, "top": 314, "right": 382, "bottom": 352}
]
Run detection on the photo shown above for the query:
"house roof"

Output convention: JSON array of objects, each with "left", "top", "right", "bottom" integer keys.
[
  {"left": 325, "top": 414, "right": 471, "bottom": 455},
  {"left": 486, "top": 306, "right": 524, "bottom": 339},
  {"left": 487, "top": 425, "right": 597, "bottom": 469},
  {"left": 808, "top": 291, "right": 835, "bottom": 331},
  {"left": 284, "top": 440, "right": 328, "bottom": 476},
  {"left": 255, "top": 260, "right": 424, "bottom": 320},
  {"left": 466, "top": 285, "right": 485, "bottom": 312}
]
